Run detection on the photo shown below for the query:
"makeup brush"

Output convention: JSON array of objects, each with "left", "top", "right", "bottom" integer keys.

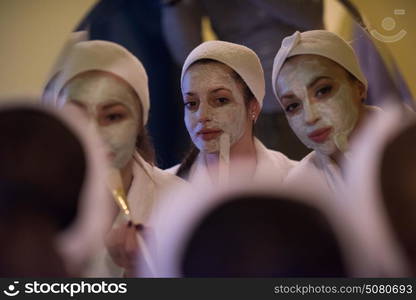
[
  {"left": 107, "top": 167, "right": 130, "bottom": 217},
  {"left": 107, "top": 167, "right": 157, "bottom": 276}
]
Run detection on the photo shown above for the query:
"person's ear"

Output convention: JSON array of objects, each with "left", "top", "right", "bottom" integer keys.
[
  {"left": 356, "top": 80, "right": 367, "bottom": 103},
  {"left": 248, "top": 99, "right": 260, "bottom": 123}
]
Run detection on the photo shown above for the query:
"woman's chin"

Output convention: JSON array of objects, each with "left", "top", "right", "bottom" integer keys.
[
  {"left": 314, "top": 142, "right": 338, "bottom": 157},
  {"left": 195, "top": 139, "right": 220, "bottom": 153},
  {"left": 200, "top": 148, "right": 220, "bottom": 154},
  {"left": 111, "top": 154, "right": 133, "bottom": 170}
]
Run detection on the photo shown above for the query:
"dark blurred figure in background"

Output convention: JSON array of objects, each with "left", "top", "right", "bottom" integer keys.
[
  {"left": 78, "top": 0, "right": 189, "bottom": 168},
  {"left": 344, "top": 104, "right": 415, "bottom": 277},
  {"left": 0, "top": 104, "right": 113, "bottom": 277},
  {"left": 182, "top": 194, "right": 348, "bottom": 277},
  {"left": 162, "top": 0, "right": 324, "bottom": 160},
  {"left": 0, "top": 106, "right": 86, "bottom": 277},
  {"left": 380, "top": 122, "right": 416, "bottom": 275}
]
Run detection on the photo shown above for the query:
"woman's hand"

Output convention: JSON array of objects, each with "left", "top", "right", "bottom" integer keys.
[{"left": 105, "top": 221, "right": 144, "bottom": 277}]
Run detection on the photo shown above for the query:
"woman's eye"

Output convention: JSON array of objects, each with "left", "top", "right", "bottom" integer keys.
[
  {"left": 106, "top": 113, "right": 124, "bottom": 122},
  {"left": 315, "top": 85, "right": 332, "bottom": 98},
  {"left": 214, "top": 97, "right": 231, "bottom": 106},
  {"left": 216, "top": 97, "right": 229, "bottom": 104},
  {"left": 184, "top": 101, "right": 197, "bottom": 110},
  {"left": 285, "top": 103, "right": 300, "bottom": 113}
]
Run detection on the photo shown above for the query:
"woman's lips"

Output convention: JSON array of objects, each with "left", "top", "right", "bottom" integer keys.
[
  {"left": 308, "top": 127, "right": 332, "bottom": 143},
  {"left": 197, "top": 129, "right": 223, "bottom": 141}
]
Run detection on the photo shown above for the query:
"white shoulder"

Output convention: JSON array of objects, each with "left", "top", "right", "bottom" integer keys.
[
  {"left": 284, "top": 152, "right": 321, "bottom": 185},
  {"left": 267, "top": 148, "right": 299, "bottom": 168},
  {"left": 252, "top": 138, "right": 298, "bottom": 183},
  {"left": 164, "top": 164, "right": 180, "bottom": 175},
  {"left": 153, "top": 164, "right": 185, "bottom": 186}
]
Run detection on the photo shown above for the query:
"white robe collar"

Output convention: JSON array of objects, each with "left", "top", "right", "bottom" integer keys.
[
  {"left": 127, "top": 152, "right": 156, "bottom": 224},
  {"left": 188, "top": 138, "right": 292, "bottom": 185}
]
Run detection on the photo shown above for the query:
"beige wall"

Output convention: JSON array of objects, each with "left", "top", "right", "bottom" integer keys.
[{"left": 0, "top": 0, "right": 97, "bottom": 101}]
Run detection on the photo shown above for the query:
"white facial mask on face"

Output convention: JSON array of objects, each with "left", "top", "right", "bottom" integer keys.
[
  {"left": 59, "top": 72, "right": 141, "bottom": 169},
  {"left": 182, "top": 63, "right": 248, "bottom": 153},
  {"left": 277, "top": 56, "right": 359, "bottom": 156}
]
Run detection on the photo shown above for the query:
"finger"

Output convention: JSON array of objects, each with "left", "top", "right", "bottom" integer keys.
[
  {"left": 124, "top": 225, "right": 140, "bottom": 268},
  {"left": 105, "top": 221, "right": 131, "bottom": 267},
  {"left": 104, "top": 221, "right": 129, "bottom": 248}
]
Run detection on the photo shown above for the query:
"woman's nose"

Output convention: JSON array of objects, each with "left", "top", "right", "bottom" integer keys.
[
  {"left": 197, "top": 102, "right": 212, "bottom": 123},
  {"left": 304, "top": 101, "right": 320, "bottom": 126}
]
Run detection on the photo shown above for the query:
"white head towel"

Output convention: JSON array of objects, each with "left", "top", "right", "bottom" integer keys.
[
  {"left": 55, "top": 40, "right": 151, "bottom": 124},
  {"left": 181, "top": 40, "right": 265, "bottom": 109},
  {"left": 272, "top": 30, "right": 367, "bottom": 104}
]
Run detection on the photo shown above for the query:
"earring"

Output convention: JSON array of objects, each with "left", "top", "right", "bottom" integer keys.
[{"left": 251, "top": 112, "right": 256, "bottom": 120}]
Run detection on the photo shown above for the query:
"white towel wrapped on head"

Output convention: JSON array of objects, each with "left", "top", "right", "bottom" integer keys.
[
  {"left": 55, "top": 40, "right": 150, "bottom": 125},
  {"left": 181, "top": 40, "right": 265, "bottom": 109},
  {"left": 272, "top": 30, "right": 368, "bottom": 104}
]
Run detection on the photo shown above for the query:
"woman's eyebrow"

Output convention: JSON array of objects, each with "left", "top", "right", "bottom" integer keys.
[
  {"left": 100, "top": 100, "right": 133, "bottom": 113},
  {"left": 70, "top": 99, "right": 86, "bottom": 109},
  {"left": 280, "top": 92, "right": 295, "bottom": 101},
  {"left": 100, "top": 102, "right": 134, "bottom": 116},
  {"left": 307, "top": 76, "right": 331, "bottom": 89},
  {"left": 210, "top": 87, "right": 231, "bottom": 94},
  {"left": 101, "top": 102, "right": 127, "bottom": 110}
]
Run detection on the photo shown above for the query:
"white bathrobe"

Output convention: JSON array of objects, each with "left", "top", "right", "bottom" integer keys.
[
  {"left": 166, "top": 138, "right": 297, "bottom": 185},
  {"left": 284, "top": 151, "right": 344, "bottom": 203},
  {"left": 85, "top": 152, "right": 185, "bottom": 277}
]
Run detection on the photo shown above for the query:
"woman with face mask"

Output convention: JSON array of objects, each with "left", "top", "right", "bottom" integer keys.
[
  {"left": 272, "top": 30, "right": 380, "bottom": 196},
  {"left": 54, "top": 40, "right": 184, "bottom": 276},
  {"left": 168, "top": 40, "right": 296, "bottom": 185}
]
